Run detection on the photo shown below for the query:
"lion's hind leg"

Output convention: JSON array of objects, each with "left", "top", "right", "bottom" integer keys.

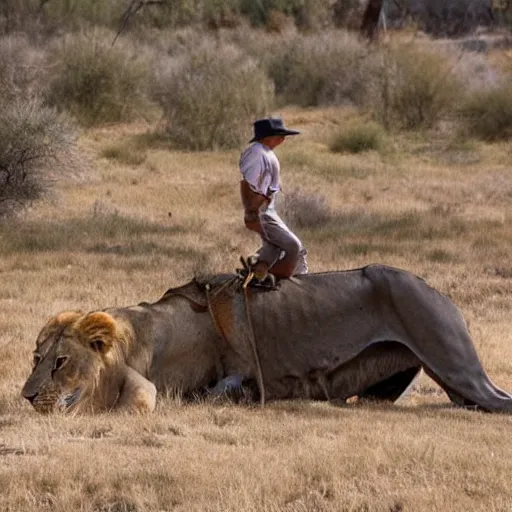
[
  {"left": 421, "top": 365, "right": 512, "bottom": 413},
  {"left": 371, "top": 265, "right": 512, "bottom": 413}
]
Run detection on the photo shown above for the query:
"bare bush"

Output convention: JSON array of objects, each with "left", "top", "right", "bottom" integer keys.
[
  {"left": 0, "top": 0, "right": 40, "bottom": 35},
  {"left": 154, "top": 43, "right": 273, "bottom": 150},
  {"left": 46, "top": 28, "right": 152, "bottom": 126},
  {"left": 0, "top": 99, "right": 81, "bottom": 217},
  {"left": 280, "top": 188, "right": 334, "bottom": 229},
  {"left": 41, "top": 0, "right": 121, "bottom": 30},
  {"left": 459, "top": 82, "right": 512, "bottom": 140},
  {"left": 0, "top": 34, "right": 45, "bottom": 102},
  {"left": 368, "top": 43, "right": 463, "bottom": 130},
  {"left": 264, "top": 31, "right": 374, "bottom": 107},
  {"left": 452, "top": 48, "right": 502, "bottom": 91},
  {"left": 329, "top": 121, "right": 385, "bottom": 154},
  {"left": 238, "top": 0, "right": 335, "bottom": 30}
]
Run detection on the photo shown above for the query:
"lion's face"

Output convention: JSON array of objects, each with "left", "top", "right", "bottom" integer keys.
[{"left": 22, "top": 311, "right": 128, "bottom": 413}]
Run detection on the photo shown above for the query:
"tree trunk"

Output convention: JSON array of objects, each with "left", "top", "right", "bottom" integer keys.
[{"left": 360, "top": 0, "right": 384, "bottom": 40}]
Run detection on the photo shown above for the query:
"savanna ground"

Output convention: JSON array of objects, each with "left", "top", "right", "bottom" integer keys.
[{"left": 0, "top": 104, "right": 512, "bottom": 511}]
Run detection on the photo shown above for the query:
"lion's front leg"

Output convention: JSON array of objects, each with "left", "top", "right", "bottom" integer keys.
[{"left": 117, "top": 366, "right": 157, "bottom": 413}]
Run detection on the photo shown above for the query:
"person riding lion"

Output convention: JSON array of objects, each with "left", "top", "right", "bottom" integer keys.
[{"left": 239, "top": 117, "right": 308, "bottom": 285}]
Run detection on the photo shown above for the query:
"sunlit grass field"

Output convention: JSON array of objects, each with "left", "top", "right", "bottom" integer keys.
[{"left": 1, "top": 107, "right": 511, "bottom": 511}]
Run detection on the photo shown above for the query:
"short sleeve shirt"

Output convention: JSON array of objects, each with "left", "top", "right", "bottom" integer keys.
[{"left": 239, "top": 142, "right": 280, "bottom": 197}]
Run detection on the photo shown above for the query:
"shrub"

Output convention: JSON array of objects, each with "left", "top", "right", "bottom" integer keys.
[
  {"left": 40, "top": 0, "right": 121, "bottom": 30},
  {"left": 154, "top": 44, "right": 273, "bottom": 150},
  {"left": 0, "top": 0, "right": 38, "bottom": 34},
  {"left": 46, "top": 28, "right": 152, "bottom": 126},
  {"left": 0, "top": 99, "right": 81, "bottom": 217},
  {"left": 280, "top": 188, "right": 334, "bottom": 229},
  {"left": 329, "top": 121, "right": 385, "bottom": 154},
  {"left": 265, "top": 31, "right": 373, "bottom": 107},
  {"left": 239, "top": 0, "right": 333, "bottom": 30},
  {"left": 459, "top": 82, "right": 512, "bottom": 141},
  {"left": 0, "top": 34, "right": 44, "bottom": 102},
  {"left": 369, "top": 43, "right": 463, "bottom": 130}
]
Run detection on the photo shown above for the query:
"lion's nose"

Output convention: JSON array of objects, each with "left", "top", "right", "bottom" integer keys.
[{"left": 22, "top": 391, "right": 38, "bottom": 404}]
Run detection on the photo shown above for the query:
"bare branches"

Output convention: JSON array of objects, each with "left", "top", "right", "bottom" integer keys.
[{"left": 0, "top": 99, "right": 82, "bottom": 217}]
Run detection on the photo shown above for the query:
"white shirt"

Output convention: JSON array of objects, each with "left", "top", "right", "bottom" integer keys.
[{"left": 239, "top": 142, "right": 280, "bottom": 198}]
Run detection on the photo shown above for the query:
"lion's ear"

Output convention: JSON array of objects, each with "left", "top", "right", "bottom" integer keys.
[
  {"left": 74, "top": 312, "right": 119, "bottom": 355},
  {"left": 36, "top": 311, "right": 83, "bottom": 346}
]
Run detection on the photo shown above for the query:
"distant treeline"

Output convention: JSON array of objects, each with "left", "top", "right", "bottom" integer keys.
[{"left": 0, "top": 0, "right": 509, "bottom": 38}]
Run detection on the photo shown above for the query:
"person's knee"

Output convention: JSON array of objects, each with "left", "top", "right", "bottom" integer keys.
[{"left": 280, "top": 237, "right": 302, "bottom": 259}]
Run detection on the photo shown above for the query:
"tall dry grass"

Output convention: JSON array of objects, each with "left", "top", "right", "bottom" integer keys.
[{"left": 1, "top": 106, "right": 512, "bottom": 511}]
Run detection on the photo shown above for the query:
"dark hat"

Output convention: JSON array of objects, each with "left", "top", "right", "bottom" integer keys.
[{"left": 250, "top": 117, "right": 300, "bottom": 143}]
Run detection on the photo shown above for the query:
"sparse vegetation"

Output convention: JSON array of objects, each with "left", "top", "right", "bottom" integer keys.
[
  {"left": 101, "top": 143, "right": 147, "bottom": 166},
  {"left": 370, "top": 43, "right": 463, "bottom": 130},
  {"left": 0, "top": 99, "right": 81, "bottom": 217},
  {"left": 329, "top": 121, "right": 385, "bottom": 153},
  {"left": 0, "top": 34, "right": 43, "bottom": 102},
  {"left": 281, "top": 188, "right": 334, "bottom": 229},
  {"left": 155, "top": 44, "right": 273, "bottom": 150},
  {"left": 0, "top": 208, "right": 182, "bottom": 254},
  {"left": 459, "top": 81, "right": 512, "bottom": 140},
  {"left": 265, "top": 31, "right": 373, "bottom": 107},
  {"left": 46, "top": 29, "right": 152, "bottom": 126}
]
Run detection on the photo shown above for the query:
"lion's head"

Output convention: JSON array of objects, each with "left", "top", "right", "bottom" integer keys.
[{"left": 22, "top": 311, "right": 135, "bottom": 413}]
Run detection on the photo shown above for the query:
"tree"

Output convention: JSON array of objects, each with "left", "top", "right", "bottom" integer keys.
[{"left": 360, "top": 0, "right": 384, "bottom": 40}]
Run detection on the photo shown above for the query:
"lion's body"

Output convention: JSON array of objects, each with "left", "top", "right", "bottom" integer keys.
[{"left": 22, "top": 264, "right": 512, "bottom": 413}]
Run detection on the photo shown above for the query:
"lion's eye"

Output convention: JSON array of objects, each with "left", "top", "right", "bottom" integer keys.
[
  {"left": 53, "top": 356, "right": 69, "bottom": 371},
  {"left": 33, "top": 354, "right": 41, "bottom": 367},
  {"left": 90, "top": 339, "right": 104, "bottom": 352}
]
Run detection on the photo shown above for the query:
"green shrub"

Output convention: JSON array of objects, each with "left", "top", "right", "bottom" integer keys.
[
  {"left": 154, "top": 44, "right": 273, "bottom": 150},
  {"left": 369, "top": 43, "right": 463, "bottom": 130},
  {"left": 329, "top": 121, "right": 385, "bottom": 154},
  {"left": 0, "top": 99, "right": 81, "bottom": 217},
  {"left": 459, "top": 82, "right": 512, "bottom": 140},
  {"left": 46, "top": 28, "right": 152, "bottom": 126},
  {"left": 265, "top": 31, "right": 373, "bottom": 107}
]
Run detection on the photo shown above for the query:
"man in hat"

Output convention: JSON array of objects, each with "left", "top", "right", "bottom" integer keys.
[{"left": 239, "top": 117, "right": 308, "bottom": 284}]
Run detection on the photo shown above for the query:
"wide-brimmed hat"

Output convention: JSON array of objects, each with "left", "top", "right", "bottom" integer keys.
[{"left": 250, "top": 117, "right": 300, "bottom": 142}]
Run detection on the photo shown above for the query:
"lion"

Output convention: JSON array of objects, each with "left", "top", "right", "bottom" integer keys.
[{"left": 22, "top": 264, "right": 512, "bottom": 414}]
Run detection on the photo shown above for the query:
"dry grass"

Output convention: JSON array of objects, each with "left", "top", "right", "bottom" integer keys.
[{"left": 1, "top": 107, "right": 512, "bottom": 511}]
